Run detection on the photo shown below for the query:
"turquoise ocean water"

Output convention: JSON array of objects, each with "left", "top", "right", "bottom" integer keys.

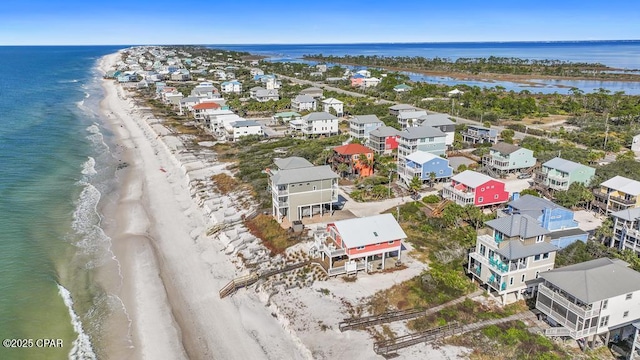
[
  {"left": 1, "top": 41, "right": 640, "bottom": 360},
  {"left": 0, "top": 46, "right": 124, "bottom": 360}
]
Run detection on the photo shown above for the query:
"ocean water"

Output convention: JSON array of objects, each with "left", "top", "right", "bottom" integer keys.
[
  {"left": 0, "top": 46, "right": 124, "bottom": 360},
  {"left": 211, "top": 40, "right": 640, "bottom": 94}
]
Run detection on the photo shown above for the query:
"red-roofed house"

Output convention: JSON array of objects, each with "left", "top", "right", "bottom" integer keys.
[
  {"left": 311, "top": 214, "right": 407, "bottom": 276},
  {"left": 442, "top": 170, "right": 509, "bottom": 207},
  {"left": 331, "top": 143, "right": 374, "bottom": 177},
  {"left": 192, "top": 102, "right": 222, "bottom": 121}
]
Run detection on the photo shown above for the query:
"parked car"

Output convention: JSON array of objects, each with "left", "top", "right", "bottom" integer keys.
[{"left": 517, "top": 173, "right": 532, "bottom": 179}]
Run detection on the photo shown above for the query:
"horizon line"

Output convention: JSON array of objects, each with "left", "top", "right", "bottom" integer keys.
[{"left": 2, "top": 39, "right": 640, "bottom": 47}]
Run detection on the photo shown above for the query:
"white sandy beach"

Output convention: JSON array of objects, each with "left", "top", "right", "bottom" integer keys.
[{"left": 97, "top": 51, "right": 471, "bottom": 360}]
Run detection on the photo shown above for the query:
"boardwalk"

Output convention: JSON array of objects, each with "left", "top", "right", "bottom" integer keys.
[
  {"left": 339, "top": 290, "right": 483, "bottom": 331},
  {"left": 373, "top": 310, "right": 537, "bottom": 355},
  {"left": 219, "top": 260, "right": 316, "bottom": 298}
]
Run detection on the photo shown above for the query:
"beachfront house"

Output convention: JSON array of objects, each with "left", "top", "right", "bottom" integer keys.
[
  {"left": 348, "top": 115, "right": 383, "bottom": 142},
  {"left": 535, "top": 258, "right": 640, "bottom": 347},
  {"left": 610, "top": 207, "right": 640, "bottom": 255},
  {"left": 367, "top": 126, "right": 401, "bottom": 155},
  {"left": 468, "top": 214, "right": 558, "bottom": 304},
  {"left": 592, "top": 176, "right": 640, "bottom": 214},
  {"left": 191, "top": 102, "right": 222, "bottom": 122},
  {"left": 331, "top": 143, "right": 374, "bottom": 178},
  {"left": 397, "top": 110, "right": 428, "bottom": 129},
  {"left": 389, "top": 104, "right": 417, "bottom": 116},
  {"left": 179, "top": 96, "right": 200, "bottom": 115},
  {"left": 462, "top": 124, "right": 499, "bottom": 144},
  {"left": 482, "top": 143, "right": 537, "bottom": 177},
  {"left": 311, "top": 214, "right": 406, "bottom": 276},
  {"left": 266, "top": 157, "right": 339, "bottom": 224},
  {"left": 503, "top": 195, "right": 588, "bottom": 249},
  {"left": 227, "top": 120, "right": 263, "bottom": 142},
  {"left": 291, "top": 94, "right": 317, "bottom": 112},
  {"left": 321, "top": 98, "right": 344, "bottom": 117},
  {"left": 400, "top": 151, "right": 453, "bottom": 185},
  {"left": 534, "top": 157, "right": 595, "bottom": 193},
  {"left": 416, "top": 113, "right": 456, "bottom": 147},
  {"left": 299, "top": 112, "right": 339, "bottom": 137},
  {"left": 442, "top": 170, "right": 509, "bottom": 207},
  {"left": 221, "top": 80, "right": 242, "bottom": 94}
]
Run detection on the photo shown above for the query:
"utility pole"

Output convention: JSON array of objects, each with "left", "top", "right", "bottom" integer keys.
[{"left": 603, "top": 114, "right": 609, "bottom": 150}]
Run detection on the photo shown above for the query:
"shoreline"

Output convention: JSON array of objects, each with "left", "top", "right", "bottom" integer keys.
[{"left": 97, "top": 52, "right": 311, "bottom": 359}]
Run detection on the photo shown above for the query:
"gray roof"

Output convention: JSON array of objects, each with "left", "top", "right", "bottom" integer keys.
[
  {"left": 351, "top": 115, "right": 382, "bottom": 124},
  {"left": 400, "top": 125, "right": 446, "bottom": 140},
  {"left": 540, "top": 258, "right": 640, "bottom": 303},
  {"left": 601, "top": 176, "right": 640, "bottom": 196},
  {"left": 508, "top": 195, "right": 567, "bottom": 218},
  {"left": 491, "top": 142, "right": 521, "bottom": 155},
  {"left": 398, "top": 110, "right": 428, "bottom": 120},
  {"left": 272, "top": 165, "right": 338, "bottom": 185},
  {"left": 611, "top": 207, "right": 640, "bottom": 221},
  {"left": 293, "top": 94, "right": 315, "bottom": 103},
  {"left": 495, "top": 239, "right": 558, "bottom": 260},
  {"left": 180, "top": 96, "right": 200, "bottom": 104},
  {"left": 543, "top": 157, "right": 592, "bottom": 173},
  {"left": 486, "top": 214, "right": 550, "bottom": 238},
  {"left": 303, "top": 112, "right": 338, "bottom": 122},
  {"left": 274, "top": 157, "right": 313, "bottom": 170},
  {"left": 418, "top": 114, "right": 455, "bottom": 127},
  {"left": 250, "top": 86, "right": 265, "bottom": 91},
  {"left": 452, "top": 170, "right": 495, "bottom": 188},
  {"left": 369, "top": 125, "right": 401, "bottom": 138},
  {"left": 548, "top": 228, "right": 587, "bottom": 240},
  {"left": 333, "top": 213, "right": 407, "bottom": 248},
  {"left": 232, "top": 120, "right": 260, "bottom": 128},
  {"left": 405, "top": 151, "right": 441, "bottom": 165},
  {"left": 301, "top": 87, "right": 322, "bottom": 93},
  {"left": 389, "top": 104, "right": 417, "bottom": 111},
  {"left": 255, "top": 89, "right": 278, "bottom": 97}
]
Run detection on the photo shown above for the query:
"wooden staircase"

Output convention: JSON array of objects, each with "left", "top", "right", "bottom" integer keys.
[{"left": 219, "top": 260, "right": 317, "bottom": 298}]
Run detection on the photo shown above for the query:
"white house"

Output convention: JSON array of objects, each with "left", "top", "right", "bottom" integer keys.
[
  {"left": 221, "top": 80, "right": 242, "bottom": 94},
  {"left": 227, "top": 120, "right": 263, "bottom": 141},
  {"left": 362, "top": 77, "right": 381, "bottom": 88},
  {"left": 321, "top": 98, "right": 344, "bottom": 117},
  {"left": 299, "top": 112, "right": 339, "bottom": 137},
  {"left": 291, "top": 94, "right": 316, "bottom": 112}
]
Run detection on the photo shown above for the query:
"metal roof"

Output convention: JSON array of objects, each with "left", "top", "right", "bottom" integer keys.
[
  {"left": 540, "top": 258, "right": 640, "bottom": 304},
  {"left": 302, "top": 112, "right": 338, "bottom": 122},
  {"left": 490, "top": 142, "right": 521, "bottom": 155},
  {"left": 405, "top": 151, "right": 441, "bottom": 165},
  {"left": 333, "top": 213, "right": 407, "bottom": 248},
  {"left": 272, "top": 165, "right": 338, "bottom": 185},
  {"left": 293, "top": 94, "right": 315, "bottom": 103},
  {"left": 321, "top": 97, "right": 343, "bottom": 104},
  {"left": 452, "top": 170, "right": 495, "bottom": 188},
  {"left": 601, "top": 176, "right": 640, "bottom": 196},
  {"left": 370, "top": 126, "right": 401, "bottom": 138},
  {"left": 231, "top": 120, "right": 260, "bottom": 128},
  {"left": 398, "top": 110, "right": 428, "bottom": 119},
  {"left": 543, "top": 157, "right": 592, "bottom": 173},
  {"left": 351, "top": 115, "right": 381, "bottom": 124},
  {"left": 548, "top": 227, "right": 587, "bottom": 240},
  {"left": 508, "top": 195, "right": 567, "bottom": 217},
  {"left": 400, "top": 126, "right": 446, "bottom": 140},
  {"left": 486, "top": 214, "right": 550, "bottom": 238},
  {"left": 389, "top": 104, "right": 417, "bottom": 111},
  {"left": 495, "top": 238, "right": 558, "bottom": 260},
  {"left": 273, "top": 157, "right": 313, "bottom": 170},
  {"left": 611, "top": 207, "right": 640, "bottom": 222},
  {"left": 418, "top": 114, "right": 455, "bottom": 127}
]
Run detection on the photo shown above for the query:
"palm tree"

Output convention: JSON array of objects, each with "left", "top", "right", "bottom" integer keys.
[
  {"left": 429, "top": 172, "right": 437, "bottom": 188},
  {"left": 337, "top": 163, "right": 349, "bottom": 178},
  {"left": 409, "top": 175, "right": 422, "bottom": 195}
]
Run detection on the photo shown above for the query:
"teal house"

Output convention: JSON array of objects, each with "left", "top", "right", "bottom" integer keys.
[
  {"left": 482, "top": 142, "right": 536, "bottom": 176},
  {"left": 534, "top": 157, "right": 595, "bottom": 192}
]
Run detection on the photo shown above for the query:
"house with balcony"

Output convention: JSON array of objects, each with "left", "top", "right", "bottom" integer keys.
[
  {"left": 349, "top": 115, "right": 383, "bottom": 142},
  {"left": 461, "top": 124, "right": 499, "bottom": 144},
  {"left": 368, "top": 126, "right": 401, "bottom": 155},
  {"left": 291, "top": 94, "right": 316, "bottom": 112},
  {"left": 534, "top": 157, "right": 595, "bottom": 193},
  {"left": 397, "top": 126, "right": 447, "bottom": 178},
  {"left": 220, "top": 80, "right": 242, "bottom": 94},
  {"left": 468, "top": 214, "right": 558, "bottom": 303},
  {"left": 321, "top": 98, "right": 344, "bottom": 117},
  {"left": 482, "top": 143, "right": 536, "bottom": 176},
  {"left": 331, "top": 143, "right": 374, "bottom": 178},
  {"left": 298, "top": 112, "right": 339, "bottom": 137},
  {"left": 389, "top": 104, "right": 417, "bottom": 116},
  {"left": 442, "top": 170, "right": 509, "bottom": 207},
  {"left": 610, "top": 207, "right": 640, "bottom": 255},
  {"left": 400, "top": 151, "right": 453, "bottom": 184},
  {"left": 249, "top": 86, "right": 279, "bottom": 102},
  {"left": 227, "top": 120, "right": 262, "bottom": 142},
  {"left": 535, "top": 258, "right": 640, "bottom": 346},
  {"left": 266, "top": 157, "right": 339, "bottom": 223},
  {"left": 397, "top": 110, "right": 428, "bottom": 129},
  {"left": 504, "top": 195, "right": 588, "bottom": 249},
  {"left": 310, "top": 214, "right": 406, "bottom": 276},
  {"left": 416, "top": 114, "right": 456, "bottom": 147},
  {"left": 592, "top": 176, "right": 640, "bottom": 214}
]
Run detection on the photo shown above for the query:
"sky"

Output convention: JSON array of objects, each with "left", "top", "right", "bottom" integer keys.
[{"left": 1, "top": 0, "right": 639, "bottom": 45}]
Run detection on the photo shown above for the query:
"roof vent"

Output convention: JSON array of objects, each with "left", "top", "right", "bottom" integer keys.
[{"left": 373, "top": 232, "right": 378, "bottom": 237}]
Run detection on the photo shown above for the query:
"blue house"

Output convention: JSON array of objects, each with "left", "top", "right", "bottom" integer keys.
[
  {"left": 401, "top": 151, "right": 453, "bottom": 184},
  {"left": 503, "top": 194, "right": 588, "bottom": 248}
]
